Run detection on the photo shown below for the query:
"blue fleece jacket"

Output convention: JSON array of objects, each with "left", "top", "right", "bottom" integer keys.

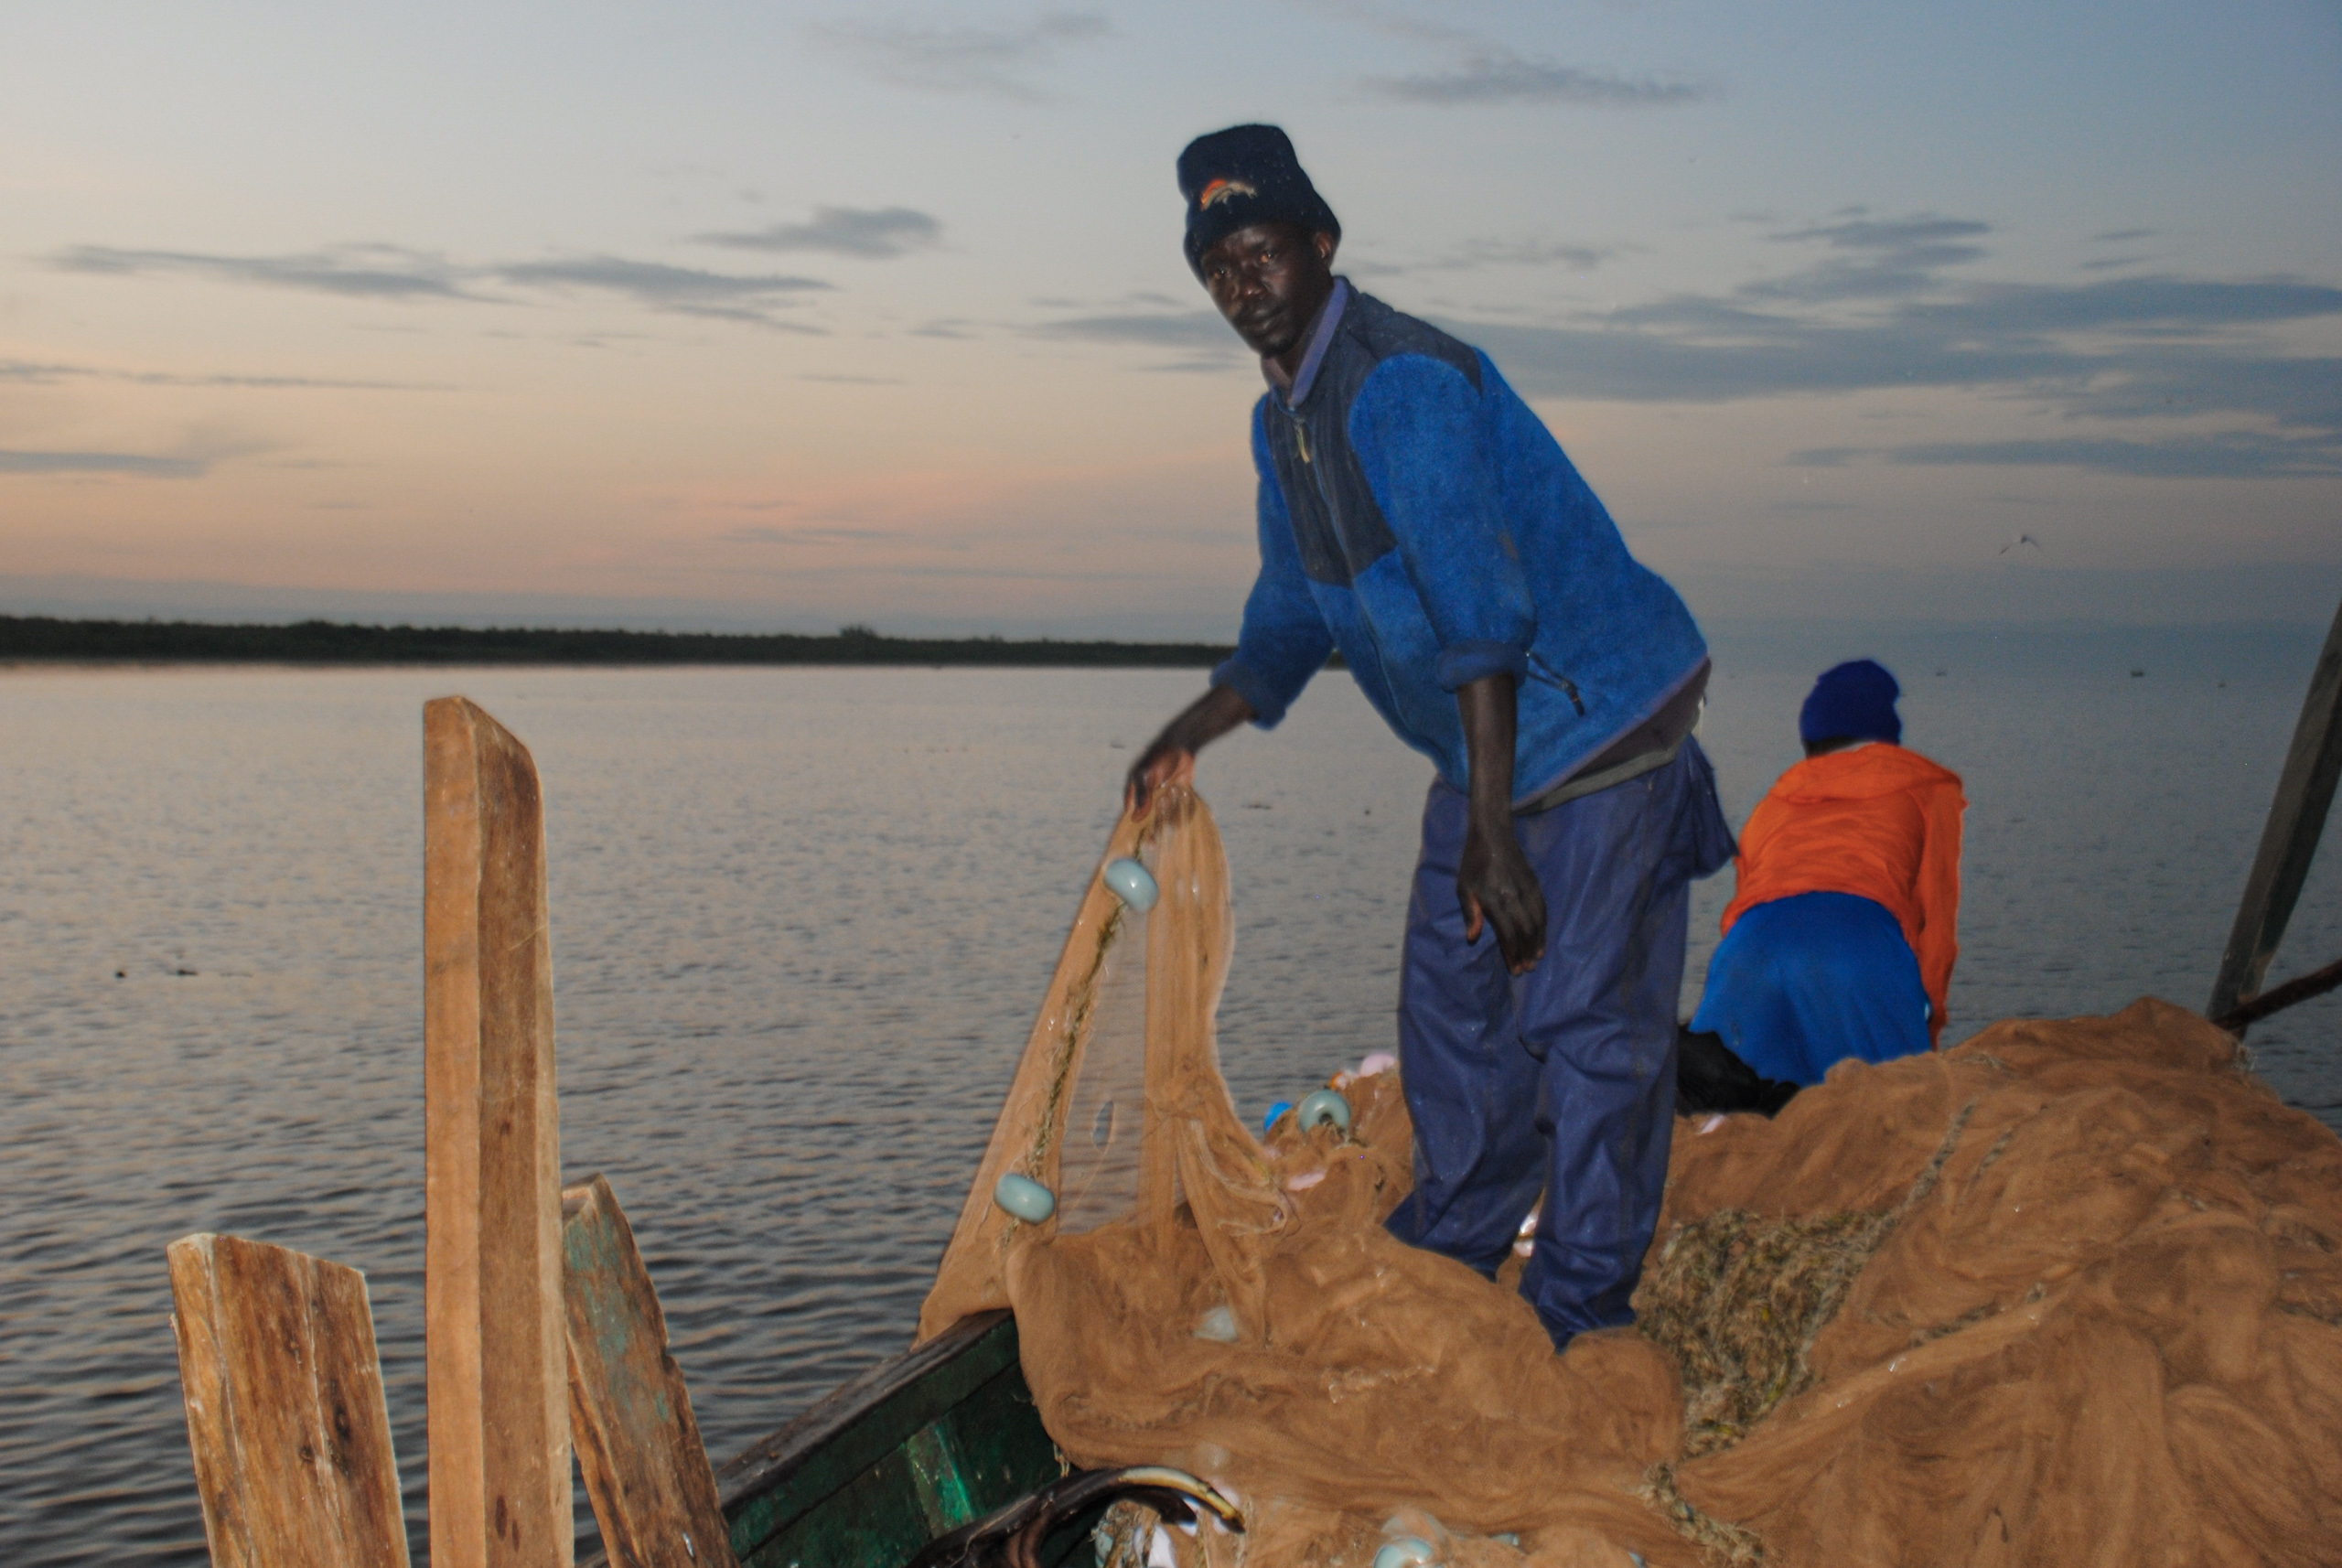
[{"left": 1211, "top": 284, "right": 1709, "bottom": 804}]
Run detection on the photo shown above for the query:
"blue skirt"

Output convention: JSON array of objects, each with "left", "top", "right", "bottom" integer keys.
[{"left": 1690, "top": 890, "right": 1931, "bottom": 1086}]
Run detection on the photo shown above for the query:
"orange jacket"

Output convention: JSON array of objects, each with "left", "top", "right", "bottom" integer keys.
[{"left": 1721, "top": 743, "right": 1967, "bottom": 1047}]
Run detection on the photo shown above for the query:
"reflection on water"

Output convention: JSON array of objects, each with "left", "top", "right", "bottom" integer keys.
[{"left": 1, "top": 638, "right": 2335, "bottom": 1565}]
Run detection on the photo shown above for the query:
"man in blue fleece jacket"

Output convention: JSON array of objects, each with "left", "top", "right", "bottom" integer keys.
[{"left": 1127, "top": 124, "right": 1733, "bottom": 1349}]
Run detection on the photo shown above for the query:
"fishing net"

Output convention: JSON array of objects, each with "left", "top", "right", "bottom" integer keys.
[
  {"left": 919, "top": 782, "right": 1270, "bottom": 1337},
  {"left": 920, "top": 789, "right": 2342, "bottom": 1566}
]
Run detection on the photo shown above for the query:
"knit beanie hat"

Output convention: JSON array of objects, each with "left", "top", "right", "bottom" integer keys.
[
  {"left": 1177, "top": 124, "right": 1340, "bottom": 277},
  {"left": 1799, "top": 660, "right": 1903, "bottom": 746}
]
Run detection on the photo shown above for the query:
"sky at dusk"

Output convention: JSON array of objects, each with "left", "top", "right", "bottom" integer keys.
[{"left": 5, "top": 1, "right": 2339, "bottom": 636}]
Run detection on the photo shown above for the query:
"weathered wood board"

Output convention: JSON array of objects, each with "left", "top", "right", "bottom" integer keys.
[
  {"left": 167, "top": 1232, "right": 412, "bottom": 1568},
  {"left": 424, "top": 695, "right": 571, "bottom": 1568},
  {"left": 562, "top": 1174, "right": 736, "bottom": 1568}
]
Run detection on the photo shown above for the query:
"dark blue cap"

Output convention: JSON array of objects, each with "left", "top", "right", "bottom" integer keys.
[
  {"left": 1799, "top": 660, "right": 1902, "bottom": 746},
  {"left": 1177, "top": 124, "right": 1340, "bottom": 276}
]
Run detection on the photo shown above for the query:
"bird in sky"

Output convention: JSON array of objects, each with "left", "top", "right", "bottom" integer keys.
[{"left": 1999, "top": 533, "right": 2046, "bottom": 556}]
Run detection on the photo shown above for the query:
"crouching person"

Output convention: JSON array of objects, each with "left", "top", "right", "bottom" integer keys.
[{"left": 1690, "top": 660, "right": 1966, "bottom": 1085}]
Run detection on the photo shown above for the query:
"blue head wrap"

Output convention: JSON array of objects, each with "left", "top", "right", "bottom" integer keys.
[{"left": 1799, "top": 660, "right": 1902, "bottom": 746}]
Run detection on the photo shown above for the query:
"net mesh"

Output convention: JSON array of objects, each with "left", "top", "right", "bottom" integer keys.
[
  {"left": 919, "top": 783, "right": 1256, "bottom": 1335},
  {"left": 919, "top": 789, "right": 2342, "bottom": 1567},
  {"left": 1053, "top": 907, "right": 1149, "bottom": 1234}
]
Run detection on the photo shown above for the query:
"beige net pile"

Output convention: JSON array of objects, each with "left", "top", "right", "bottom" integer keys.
[{"left": 920, "top": 789, "right": 2342, "bottom": 1566}]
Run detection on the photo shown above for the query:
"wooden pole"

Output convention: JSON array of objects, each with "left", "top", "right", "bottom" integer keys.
[
  {"left": 561, "top": 1174, "right": 738, "bottom": 1568},
  {"left": 2208, "top": 599, "right": 2342, "bottom": 1029},
  {"left": 2213, "top": 951, "right": 2342, "bottom": 1034},
  {"left": 425, "top": 697, "right": 572, "bottom": 1568},
  {"left": 168, "top": 1233, "right": 412, "bottom": 1568}
]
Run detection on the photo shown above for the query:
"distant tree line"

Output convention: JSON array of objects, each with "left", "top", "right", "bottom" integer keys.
[{"left": 0, "top": 615, "right": 1237, "bottom": 669}]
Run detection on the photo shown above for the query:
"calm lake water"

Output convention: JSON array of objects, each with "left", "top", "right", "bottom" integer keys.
[{"left": 4, "top": 624, "right": 2338, "bottom": 1564}]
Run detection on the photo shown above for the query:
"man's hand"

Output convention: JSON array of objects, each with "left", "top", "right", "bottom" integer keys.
[
  {"left": 1456, "top": 672, "right": 1545, "bottom": 973},
  {"left": 1459, "top": 814, "right": 1546, "bottom": 973},
  {"left": 1126, "top": 684, "right": 1255, "bottom": 815},
  {"left": 1125, "top": 737, "right": 1198, "bottom": 815}
]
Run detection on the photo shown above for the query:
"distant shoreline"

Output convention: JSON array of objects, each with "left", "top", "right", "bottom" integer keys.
[{"left": 0, "top": 615, "right": 1235, "bottom": 669}]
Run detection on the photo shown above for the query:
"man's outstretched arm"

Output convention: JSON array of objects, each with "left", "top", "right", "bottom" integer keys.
[
  {"left": 1126, "top": 684, "right": 1256, "bottom": 814},
  {"left": 1456, "top": 673, "right": 1545, "bottom": 973}
]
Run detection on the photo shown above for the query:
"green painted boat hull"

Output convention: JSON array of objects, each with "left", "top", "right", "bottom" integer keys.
[{"left": 711, "top": 1310, "right": 1072, "bottom": 1568}]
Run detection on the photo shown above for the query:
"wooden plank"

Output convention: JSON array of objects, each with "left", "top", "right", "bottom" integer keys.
[
  {"left": 561, "top": 1175, "right": 736, "bottom": 1568},
  {"left": 2210, "top": 598, "right": 2342, "bottom": 1027},
  {"left": 424, "top": 696, "right": 571, "bottom": 1568},
  {"left": 167, "top": 1233, "right": 412, "bottom": 1568}
]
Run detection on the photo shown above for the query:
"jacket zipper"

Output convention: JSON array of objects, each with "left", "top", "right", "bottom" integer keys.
[{"left": 1528, "top": 651, "right": 1588, "bottom": 715}]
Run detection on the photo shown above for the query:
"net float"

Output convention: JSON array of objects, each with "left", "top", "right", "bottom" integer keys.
[
  {"left": 993, "top": 1172, "right": 1057, "bottom": 1222},
  {"left": 1101, "top": 857, "right": 1159, "bottom": 911},
  {"left": 1295, "top": 1088, "right": 1352, "bottom": 1137},
  {"left": 1373, "top": 1538, "right": 1437, "bottom": 1568}
]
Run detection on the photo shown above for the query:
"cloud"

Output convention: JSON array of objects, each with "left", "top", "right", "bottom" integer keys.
[
  {"left": 493, "top": 255, "right": 831, "bottom": 326},
  {"left": 0, "top": 357, "right": 435, "bottom": 391},
  {"left": 2054, "top": 352, "right": 2342, "bottom": 430},
  {"left": 0, "top": 448, "right": 208, "bottom": 478},
  {"left": 51, "top": 242, "right": 834, "bottom": 328},
  {"left": 1456, "top": 314, "right": 2059, "bottom": 403},
  {"left": 0, "top": 360, "right": 84, "bottom": 383},
  {"left": 1282, "top": 0, "right": 1474, "bottom": 47},
  {"left": 1018, "top": 306, "right": 1253, "bottom": 375},
  {"left": 1781, "top": 215, "right": 1990, "bottom": 253},
  {"left": 157, "top": 371, "right": 433, "bottom": 389},
  {"left": 1466, "top": 294, "right": 2342, "bottom": 411},
  {"left": 1358, "top": 237, "right": 1613, "bottom": 276},
  {"left": 1427, "top": 212, "right": 2342, "bottom": 478},
  {"left": 809, "top": 11, "right": 1112, "bottom": 102},
  {"left": 53, "top": 243, "right": 470, "bottom": 299},
  {"left": 722, "top": 524, "right": 910, "bottom": 544},
  {"left": 1366, "top": 48, "right": 1710, "bottom": 107},
  {"left": 1028, "top": 311, "right": 1241, "bottom": 354},
  {"left": 1749, "top": 214, "right": 1991, "bottom": 300},
  {"left": 698, "top": 205, "right": 943, "bottom": 258},
  {"left": 1006, "top": 215, "right": 2342, "bottom": 454},
  {"left": 1907, "top": 275, "right": 2342, "bottom": 335},
  {"left": 1789, "top": 433, "right": 2342, "bottom": 479}
]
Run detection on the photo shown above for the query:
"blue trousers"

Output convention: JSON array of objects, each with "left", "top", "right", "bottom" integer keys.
[
  {"left": 1690, "top": 890, "right": 1932, "bottom": 1086},
  {"left": 1384, "top": 740, "right": 1734, "bottom": 1348}
]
